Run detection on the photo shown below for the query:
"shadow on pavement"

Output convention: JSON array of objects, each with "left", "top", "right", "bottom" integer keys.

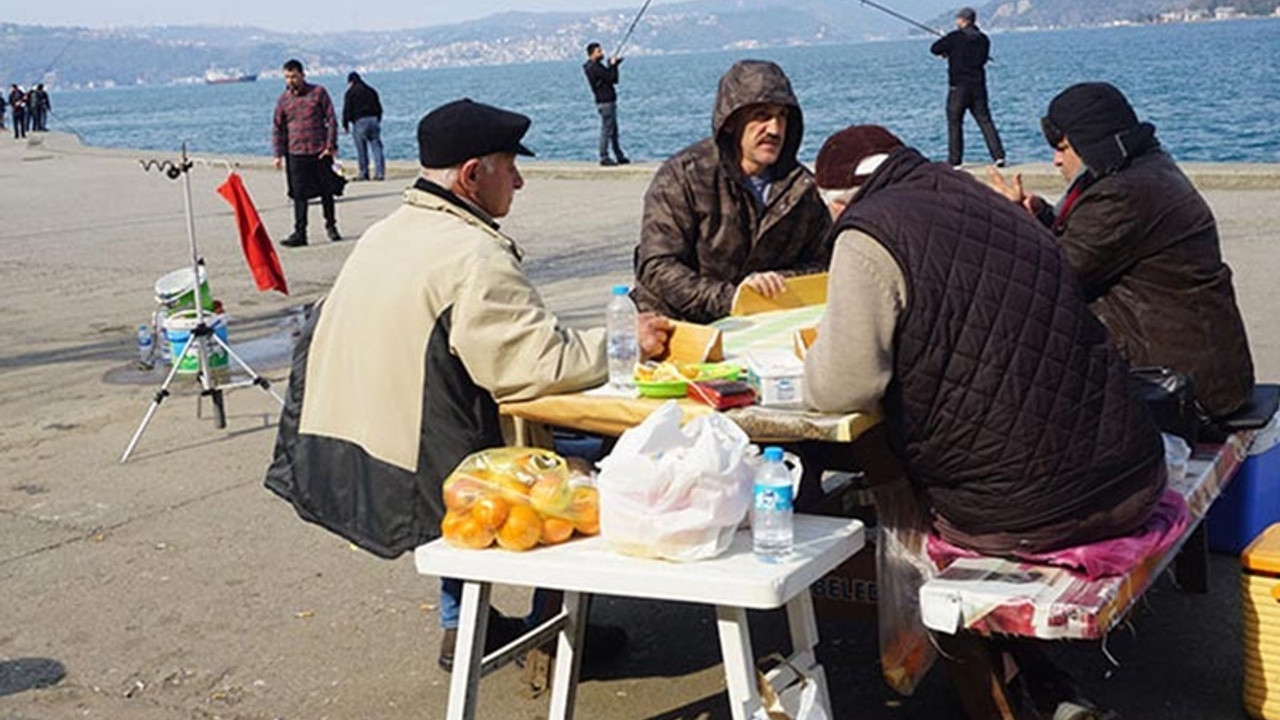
[{"left": 0, "top": 657, "right": 67, "bottom": 697}]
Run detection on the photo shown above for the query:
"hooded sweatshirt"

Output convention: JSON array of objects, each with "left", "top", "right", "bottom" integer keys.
[{"left": 632, "top": 60, "right": 832, "bottom": 323}]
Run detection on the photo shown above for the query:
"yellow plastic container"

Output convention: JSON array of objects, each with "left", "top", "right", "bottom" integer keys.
[{"left": 1244, "top": 524, "right": 1280, "bottom": 719}]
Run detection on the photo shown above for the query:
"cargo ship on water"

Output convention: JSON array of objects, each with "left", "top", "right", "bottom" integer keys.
[{"left": 204, "top": 69, "right": 258, "bottom": 85}]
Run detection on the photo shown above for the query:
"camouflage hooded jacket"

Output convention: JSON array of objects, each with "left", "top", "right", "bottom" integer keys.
[{"left": 632, "top": 60, "right": 832, "bottom": 323}]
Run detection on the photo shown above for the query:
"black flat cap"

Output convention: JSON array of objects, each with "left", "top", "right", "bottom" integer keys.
[{"left": 417, "top": 99, "right": 535, "bottom": 169}]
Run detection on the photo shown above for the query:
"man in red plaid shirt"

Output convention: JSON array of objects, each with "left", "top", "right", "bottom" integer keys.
[{"left": 273, "top": 58, "right": 343, "bottom": 247}]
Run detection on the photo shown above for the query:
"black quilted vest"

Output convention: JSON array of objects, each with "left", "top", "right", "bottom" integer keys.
[{"left": 835, "top": 149, "right": 1164, "bottom": 535}]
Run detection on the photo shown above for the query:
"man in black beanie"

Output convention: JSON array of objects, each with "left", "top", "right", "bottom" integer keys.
[
  {"left": 266, "top": 98, "right": 671, "bottom": 674},
  {"left": 930, "top": 7, "right": 1005, "bottom": 168},
  {"left": 989, "top": 82, "right": 1254, "bottom": 418}
]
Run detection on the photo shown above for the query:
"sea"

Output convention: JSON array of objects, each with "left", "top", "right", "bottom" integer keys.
[{"left": 46, "top": 19, "right": 1280, "bottom": 166}]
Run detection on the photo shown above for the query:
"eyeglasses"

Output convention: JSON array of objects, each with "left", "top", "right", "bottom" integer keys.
[{"left": 1040, "top": 116, "right": 1066, "bottom": 149}]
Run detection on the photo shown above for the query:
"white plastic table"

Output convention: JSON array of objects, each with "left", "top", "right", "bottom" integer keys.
[{"left": 414, "top": 515, "right": 865, "bottom": 720}]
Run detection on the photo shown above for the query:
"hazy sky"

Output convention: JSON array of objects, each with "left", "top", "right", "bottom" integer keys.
[{"left": 1, "top": 0, "right": 665, "bottom": 33}]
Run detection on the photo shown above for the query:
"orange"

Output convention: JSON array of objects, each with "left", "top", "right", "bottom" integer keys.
[
  {"left": 446, "top": 513, "right": 495, "bottom": 550},
  {"left": 472, "top": 495, "right": 510, "bottom": 531},
  {"left": 529, "top": 474, "right": 569, "bottom": 515},
  {"left": 494, "top": 474, "right": 531, "bottom": 501},
  {"left": 569, "top": 486, "right": 600, "bottom": 535},
  {"left": 496, "top": 505, "right": 542, "bottom": 551},
  {"left": 443, "top": 477, "right": 487, "bottom": 513},
  {"left": 440, "top": 510, "right": 468, "bottom": 540},
  {"left": 540, "top": 517, "right": 575, "bottom": 545}
]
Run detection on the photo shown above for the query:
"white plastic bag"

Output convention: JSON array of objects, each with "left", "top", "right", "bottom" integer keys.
[{"left": 597, "top": 401, "right": 756, "bottom": 561}]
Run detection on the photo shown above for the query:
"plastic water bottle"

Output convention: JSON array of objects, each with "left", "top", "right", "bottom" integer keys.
[
  {"left": 752, "top": 446, "right": 794, "bottom": 561},
  {"left": 136, "top": 325, "right": 154, "bottom": 368},
  {"left": 606, "top": 285, "right": 639, "bottom": 389}
]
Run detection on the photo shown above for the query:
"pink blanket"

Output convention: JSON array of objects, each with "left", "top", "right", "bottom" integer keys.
[{"left": 927, "top": 490, "right": 1190, "bottom": 580}]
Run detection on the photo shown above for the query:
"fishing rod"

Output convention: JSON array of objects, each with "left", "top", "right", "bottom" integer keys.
[
  {"left": 858, "top": 0, "right": 943, "bottom": 37},
  {"left": 613, "top": 0, "right": 656, "bottom": 58}
]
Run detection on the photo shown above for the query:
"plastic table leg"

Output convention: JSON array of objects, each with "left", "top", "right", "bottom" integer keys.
[
  {"left": 716, "top": 604, "right": 763, "bottom": 720},
  {"left": 548, "top": 591, "right": 588, "bottom": 720},
  {"left": 445, "top": 581, "right": 492, "bottom": 720}
]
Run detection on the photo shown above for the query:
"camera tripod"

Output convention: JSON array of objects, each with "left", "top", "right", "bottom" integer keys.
[{"left": 120, "top": 145, "right": 285, "bottom": 463}]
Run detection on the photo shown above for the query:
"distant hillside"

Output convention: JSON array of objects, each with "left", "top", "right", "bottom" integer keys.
[
  {"left": 0, "top": 0, "right": 958, "bottom": 89},
  {"left": 935, "top": 0, "right": 1280, "bottom": 28}
]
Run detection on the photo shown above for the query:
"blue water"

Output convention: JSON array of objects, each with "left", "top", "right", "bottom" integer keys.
[{"left": 49, "top": 19, "right": 1280, "bottom": 165}]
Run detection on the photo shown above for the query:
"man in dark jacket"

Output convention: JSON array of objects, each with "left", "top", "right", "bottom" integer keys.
[
  {"left": 341, "top": 72, "right": 384, "bottom": 181},
  {"left": 266, "top": 98, "right": 671, "bottom": 671},
  {"left": 989, "top": 82, "right": 1255, "bottom": 417},
  {"left": 29, "top": 84, "right": 50, "bottom": 132},
  {"left": 583, "top": 42, "right": 629, "bottom": 166},
  {"left": 633, "top": 60, "right": 832, "bottom": 324},
  {"left": 272, "top": 58, "right": 342, "bottom": 246},
  {"left": 808, "top": 125, "right": 1165, "bottom": 719},
  {"left": 931, "top": 7, "right": 1005, "bottom": 168},
  {"left": 8, "top": 85, "right": 26, "bottom": 140}
]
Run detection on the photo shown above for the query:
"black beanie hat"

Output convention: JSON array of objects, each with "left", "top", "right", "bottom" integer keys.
[{"left": 1043, "top": 82, "right": 1157, "bottom": 175}]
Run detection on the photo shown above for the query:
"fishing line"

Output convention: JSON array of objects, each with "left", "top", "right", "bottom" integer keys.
[
  {"left": 613, "top": 0, "right": 656, "bottom": 58},
  {"left": 858, "top": 0, "right": 943, "bottom": 38}
]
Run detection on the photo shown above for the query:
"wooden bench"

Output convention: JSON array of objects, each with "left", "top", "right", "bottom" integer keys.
[{"left": 916, "top": 431, "right": 1255, "bottom": 716}]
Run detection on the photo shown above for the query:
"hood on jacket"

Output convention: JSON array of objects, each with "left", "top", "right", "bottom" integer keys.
[{"left": 711, "top": 60, "right": 804, "bottom": 178}]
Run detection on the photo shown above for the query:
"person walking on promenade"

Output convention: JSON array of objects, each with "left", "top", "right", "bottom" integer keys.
[
  {"left": 931, "top": 7, "right": 1005, "bottom": 168},
  {"left": 8, "top": 85, "right": 27, "bottom": 140},
  {"left": 583, "top": 42, "right": 630, "bottom": 166},
  {"left": 341, "top": 72, "right": 385, "bottom": 181},
  {"left": 30, "top": 84, "right": 50, "bottom": 132},
  {"left": 272, "top": 58, "right": 342, "bottom": 247}
]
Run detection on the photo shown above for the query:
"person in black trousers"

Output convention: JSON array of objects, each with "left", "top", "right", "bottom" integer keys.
[
  {"left": 583, "top": 42, "right": 629, "bottom": 166},
  {"left": 931, "top": 7, "right": 1005, "bottom": 168},
  {"left": 8, "top": 85, "right": 27, "bottom": 139}
]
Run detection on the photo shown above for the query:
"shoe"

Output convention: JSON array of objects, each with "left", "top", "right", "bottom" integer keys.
[
  {"left": 994, "top": 158, "right": 1007, "bottom": 168},
  {"left": 438, "top": 611, "right": 528, "bottom": 672},
  {"left": 325, "top": 225, "right": 343, "bottom": 242},
  {"left": 617, "top": 157, "right": 631, "bottom": 165},
  {"left": 281, "top": 232, "right": 307, "bottom": 247},
  {"left": 599, "top": 158, "right": 618, "bottom": 167}
]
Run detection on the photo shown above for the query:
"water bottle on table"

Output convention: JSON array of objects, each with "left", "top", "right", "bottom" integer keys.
[
  {"left": 606, "top": 284, "right": 639, "bottom": 389},
  {"left": 752, "top": 446, "right": 794, "bottom": 561}
]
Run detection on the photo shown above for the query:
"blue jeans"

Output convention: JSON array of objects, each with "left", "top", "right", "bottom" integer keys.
[
  {"left": 352, "top": 116, "right": 385, "bottom": 180},
  {"left": 596, "top": 102, "right": 625, "bottom": 162},
  {"left": 439, "top": 577, "right": 552, "bottom": 630}
]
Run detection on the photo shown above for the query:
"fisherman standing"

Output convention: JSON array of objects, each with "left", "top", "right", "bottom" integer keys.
[
  {"left": 931, "top": 7, "right": 1005, "bottom": 168},
  {"left": 342, "top": 72, "right": 385, "bottom": 182},
  {"left": 583, "top": 42, "right": 630, "bottom": 167}
]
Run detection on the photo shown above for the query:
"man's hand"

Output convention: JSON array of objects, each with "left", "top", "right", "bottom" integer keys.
[
  {"left": 740, "top": 271, "right": 787, "bottom": 299},
  {"left": 320, "top": 148, "right": 334, "bottom": 159},
  {"left": 637, "top": 312, "right": 674, "bottom": 360},
  {"left": 273, "top": 157, "right": 283, "bottom": 170},
  {"left": 985, "top": 165, "right": 1043, "bottom": 215},
  {"left": 610, "top": 56, "right": 623, "bottom": 66}
]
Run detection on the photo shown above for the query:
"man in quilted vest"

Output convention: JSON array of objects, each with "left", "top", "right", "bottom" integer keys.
[{"left": 805, "top": 124, "right": 1167, "bottom": 719}]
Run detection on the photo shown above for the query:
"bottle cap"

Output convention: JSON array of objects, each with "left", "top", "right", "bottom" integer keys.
[
  {"left": 763, "top": 446, "right": 783, "bottom": 462},
  {"left": 611, "top": 285, "right": 630, "bottom": 296}
]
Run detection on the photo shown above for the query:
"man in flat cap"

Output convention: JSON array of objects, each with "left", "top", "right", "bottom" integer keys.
[
  {"left": 266, "top": 98, "right": 672, "bottom": 670},
  {"left": 633, "top": 59, "right": 831, "bottom": 324},
  {"left": 806, "top": 124, "right": 1165, "bottom": 719},
  {"left": 272, "top": 58, "right": 343, "bottom": 246},
  {"left": 989, "top": 82, "right": 1254, "bottom": 418},
  {"left": 930, "top": 7, "right": 1005, "bottom": 169}
]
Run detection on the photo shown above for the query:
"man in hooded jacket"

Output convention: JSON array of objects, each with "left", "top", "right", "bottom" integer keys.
[
  {"left": 632, "top": 60, "right": 832, "bottom": 324},
  {"left": 989, "top": 82, "right": 1254, "bottom": 418}
]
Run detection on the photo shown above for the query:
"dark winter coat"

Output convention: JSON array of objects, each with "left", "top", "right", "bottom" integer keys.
[
  {"left": 835, "top": 148, "right": 1166, "bottom": 554},
  {"left": 1041, "top": 147, "right": 1255, "bottom": 417},
  {"left": 930, "top": 25, "right": 990, "bottom": 88},
  {"left": 341, "top": 79, "right": 382, "bottom": 131},
  {"left": 583, "top": 59, "right": 618, "bottom": 104},
  {"left": 633, "top": 60, "right": 832, "bottom": 323}
]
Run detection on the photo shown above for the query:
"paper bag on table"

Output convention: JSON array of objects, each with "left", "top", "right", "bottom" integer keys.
[{"left": 597, "top": 401, "right": 756, "bottom": 561}]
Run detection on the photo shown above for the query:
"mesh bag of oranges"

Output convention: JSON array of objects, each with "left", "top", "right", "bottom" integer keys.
[{"left": 440, "top": 447, "right": 600, "bottom": 552}]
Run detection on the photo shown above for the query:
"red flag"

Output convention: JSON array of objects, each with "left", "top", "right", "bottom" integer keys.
[{"left": 216, "top": 172, "right": 289, "bottom": 295}]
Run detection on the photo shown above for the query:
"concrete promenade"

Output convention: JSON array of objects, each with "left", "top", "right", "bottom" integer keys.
[{"left": 1, "top": 132, "right": 1278, "bottom": 719}]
